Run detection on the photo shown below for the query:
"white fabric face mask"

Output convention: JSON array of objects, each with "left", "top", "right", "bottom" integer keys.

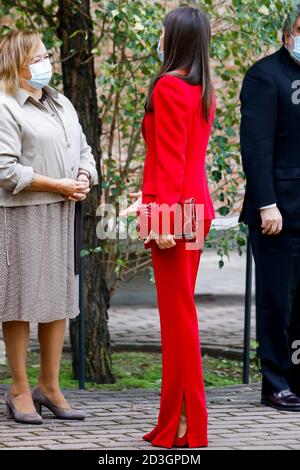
[{"left": 26, "top": 58, "right": 52, "bottom": 89}]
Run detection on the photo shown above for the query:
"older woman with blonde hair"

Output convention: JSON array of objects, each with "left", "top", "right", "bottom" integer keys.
[{"left": 0, "top": 30, "right": 98, "bottom": 424}]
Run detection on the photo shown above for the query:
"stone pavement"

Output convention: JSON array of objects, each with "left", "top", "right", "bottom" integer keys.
[
  {"left": 0, "top": 383, "right": 300, "bottom": 450},
  {"left": 108, "top": 296, "right": 256, "bottom": 358},
  {"left": 3, "top": 293, "right": 255, "bottom": 359},
  {"left": 0, "top": 249, "right": 255, "bottom": 359},
  {"left": 108, "top": 249, "right": 256, "bottom": 358}
]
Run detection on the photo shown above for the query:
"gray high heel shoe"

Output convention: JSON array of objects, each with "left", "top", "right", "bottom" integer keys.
[
  {"left": 5, "top": 390, "right": 43, "bottom": 425},
  {"left": 32, "top": 386, "right": 86, "bottom": 420}
]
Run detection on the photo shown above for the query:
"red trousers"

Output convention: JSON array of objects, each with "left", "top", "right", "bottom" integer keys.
[{"left": 143, "top": 219, "right": 212, "bottom": 448}]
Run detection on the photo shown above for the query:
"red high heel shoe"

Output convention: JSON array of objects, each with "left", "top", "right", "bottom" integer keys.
[{"left": 173, "top": 430, "right": 188, "bottom": 447}]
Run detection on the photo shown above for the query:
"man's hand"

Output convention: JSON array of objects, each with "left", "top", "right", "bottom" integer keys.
[
  {"left": 144, "top": 230, "right": 176, "bottom": 249},
  {"left": 260, "top": 206, "right": 283, "bottom": 235}
]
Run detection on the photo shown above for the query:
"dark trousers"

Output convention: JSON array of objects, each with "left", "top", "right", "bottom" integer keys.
[{"left": 249, "top": 224, "right": 300, "bottom": 395}]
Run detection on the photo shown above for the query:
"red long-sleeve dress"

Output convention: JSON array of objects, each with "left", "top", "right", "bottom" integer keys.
[{"left": 141, "top": 73, "right": 216, "bottom": 448}]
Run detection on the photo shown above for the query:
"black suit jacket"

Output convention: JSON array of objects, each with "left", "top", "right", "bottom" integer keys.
[{"left": 239, "top": 45, "right": 300, "bottom": 228}]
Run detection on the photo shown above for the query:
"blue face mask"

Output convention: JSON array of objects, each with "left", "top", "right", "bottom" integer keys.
[
  {"left": 157, "top": 40, "right": 164, "bottom": 63},
  {"left": 26, "top": 58, "right": 52, "bottom": 89},
  {"left": 289, "top": 34, "right": 300, "bottom": 62}
]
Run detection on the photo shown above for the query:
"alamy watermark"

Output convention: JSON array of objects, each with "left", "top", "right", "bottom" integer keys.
[{"left": 95, "top": 194, "right": 207, "bottom": 251}]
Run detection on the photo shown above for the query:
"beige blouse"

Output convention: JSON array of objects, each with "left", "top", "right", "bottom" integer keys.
[{"left": 0, "top": 85, "right": 98, "bottom": 207}]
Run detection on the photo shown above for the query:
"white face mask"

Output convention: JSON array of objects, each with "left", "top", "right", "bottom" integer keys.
[
  {"left": 288, "top": 34, "right": 300, "bottom": 63},
  {"left": 26, "top": 58, "right": 52, "bottom": 89},
  {"left": 157, "top": 40, "right": 164, "bottom": 62}
]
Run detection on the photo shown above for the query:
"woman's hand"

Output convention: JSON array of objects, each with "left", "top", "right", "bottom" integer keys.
[
  {"left": 56, "top": 178, "right": 90, "bottom": 201},
  {"left": 119, "top": 191, "right": 142, "bottom": 217},
  {"left": 65, "top": 173, "right": 91, "bottom": 201},
  {"left": 77, "top": 174, "right": 90, "bottom": 185},
  {"left": 144, "top": 230, "right": 176, "bottom": 249}
]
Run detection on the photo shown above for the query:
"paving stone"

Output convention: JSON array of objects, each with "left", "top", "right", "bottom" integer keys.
[{"left": 0, "top": 383, "right": 298, "bottom": 450}]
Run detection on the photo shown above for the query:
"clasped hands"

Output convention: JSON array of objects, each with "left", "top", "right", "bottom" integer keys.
[
  {"left": 119, "top": 191, "right": 176, "bottom": 249},
  {"left": 56, "top": 173, "right": 90, "bottom": 202}
]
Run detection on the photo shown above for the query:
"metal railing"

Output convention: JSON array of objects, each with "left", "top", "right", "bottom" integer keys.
[{"left": 243, "top": 235, "right": 253, "bottom": 384}]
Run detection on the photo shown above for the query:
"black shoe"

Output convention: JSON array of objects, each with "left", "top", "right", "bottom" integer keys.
[{"left": 261, "top": 389, "right": 300, "bottom": 411}]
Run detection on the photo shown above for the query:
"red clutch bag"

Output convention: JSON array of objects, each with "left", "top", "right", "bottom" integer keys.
[{"left": 137, "top": 197, "right": 198, "bottom": 241}]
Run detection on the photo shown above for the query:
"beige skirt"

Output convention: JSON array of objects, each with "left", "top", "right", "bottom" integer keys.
[{"left": 0, "top": 200, "right": 80, "bottom": 322}]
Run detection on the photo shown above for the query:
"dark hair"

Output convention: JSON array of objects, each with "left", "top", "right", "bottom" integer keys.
[
  {"left": 145, "top": 6, "right": 213, "bottom": 123},
  {"left": 282, "top": 4, "right": 300, "bottom": 42}
]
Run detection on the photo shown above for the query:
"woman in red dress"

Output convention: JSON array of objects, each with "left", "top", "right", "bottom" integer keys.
[{"left": 129, "top": 6, "right": 215, "bottom": 448}]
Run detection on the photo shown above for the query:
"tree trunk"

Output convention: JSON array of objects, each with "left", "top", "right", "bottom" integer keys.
[{"left": 57, "top": 0, "right": 115, "bottom": 383}]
